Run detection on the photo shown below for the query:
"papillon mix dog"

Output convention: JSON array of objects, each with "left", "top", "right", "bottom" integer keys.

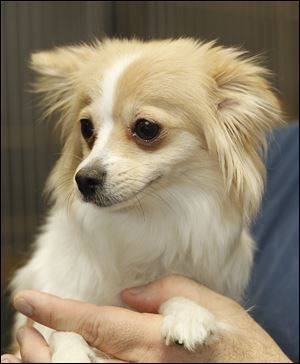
[{"left": 10, "top": 38, "right": 281, "bottom": 362}]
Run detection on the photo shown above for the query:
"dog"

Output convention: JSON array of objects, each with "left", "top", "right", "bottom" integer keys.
[{"left": 10, "top": 38, "right": 281, "bottom": 362}]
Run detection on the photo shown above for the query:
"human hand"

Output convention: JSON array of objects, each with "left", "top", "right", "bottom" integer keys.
[{"left": 1, "top": 275, "right": 292, "bottom": 363}]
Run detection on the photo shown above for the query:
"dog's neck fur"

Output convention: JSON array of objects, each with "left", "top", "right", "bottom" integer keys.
[{"left": 48, "top": 170, "right": 249, "bottom": 304}]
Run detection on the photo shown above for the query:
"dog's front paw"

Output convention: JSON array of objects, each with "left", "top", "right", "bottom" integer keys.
[
  {"left": 159, "top": 297, "right": 222, "bottom": 351},
  {"left": 49, "top": 332, "right": 109, "bottom": 363}
]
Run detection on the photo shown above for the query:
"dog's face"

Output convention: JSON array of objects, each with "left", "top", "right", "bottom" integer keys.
[
  {"left": 31, "top": 39, "right": 281, "bottom": 219},
  {"left": 71, "top": 43, "right": 211, "bottom": 209}
]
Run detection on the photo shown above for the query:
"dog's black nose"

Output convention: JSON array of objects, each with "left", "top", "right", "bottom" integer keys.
[{"left": 75, "top": 168, "right": 106, "bottom": 197}]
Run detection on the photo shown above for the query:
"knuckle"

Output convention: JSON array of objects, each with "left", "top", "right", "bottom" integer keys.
[
  {"left": 160, "top": 273, "right": 179, "bottom": 286},
  {"left": 79, "top": 316, "right": 104, "bottom": 349},
  {"left": 160, "top": 273, "right": 186, "bottom": 290}
]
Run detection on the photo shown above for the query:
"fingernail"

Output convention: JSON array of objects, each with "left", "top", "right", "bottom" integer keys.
[
  {"left": 1, "top": 360, "right": 11, "bottom": 363},
  {"left": 14, "top": 297, "right": 33, "bottom": 317}
]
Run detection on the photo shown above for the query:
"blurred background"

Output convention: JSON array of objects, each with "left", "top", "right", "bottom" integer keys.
[{"left": 1, "top": 0, "right": 299, "bottom": 354}]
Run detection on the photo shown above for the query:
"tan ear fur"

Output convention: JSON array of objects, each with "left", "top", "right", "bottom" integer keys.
[
  {"left": 30, "top": 42, "right": 99, "bottom": 139},
  {"left": 205, "top": 45, "right": 283, "bottom": 220}
]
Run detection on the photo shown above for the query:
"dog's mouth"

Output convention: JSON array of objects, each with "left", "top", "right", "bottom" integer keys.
[{"left": 81, "top": 174, "right": 162, "bottom": 208}]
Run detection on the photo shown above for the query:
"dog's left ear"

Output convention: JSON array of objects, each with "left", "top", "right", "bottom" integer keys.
[{"left": 205, "top": 45, "right": 283, "bottom": 220}]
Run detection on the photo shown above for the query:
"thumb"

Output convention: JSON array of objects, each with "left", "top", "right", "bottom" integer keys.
[{"left": 121, "top": 274, "right": 223, "bottom": 313}]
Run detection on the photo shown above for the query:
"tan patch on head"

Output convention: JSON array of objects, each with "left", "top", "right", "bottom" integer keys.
[{"left": 114, "top": 43, "right": 205, "bottom": 126}]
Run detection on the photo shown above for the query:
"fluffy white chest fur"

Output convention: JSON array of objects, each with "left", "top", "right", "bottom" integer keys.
[{"left": 12, "top": 178, "right": 253, "bottom": 307}]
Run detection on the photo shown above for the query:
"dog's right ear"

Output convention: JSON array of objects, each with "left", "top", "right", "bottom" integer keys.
[{"left": 30, "top": 43, "right": 99, "bottom": 135}]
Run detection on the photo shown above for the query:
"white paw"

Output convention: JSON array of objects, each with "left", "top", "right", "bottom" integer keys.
[
  {"left": 49, "top": 332, "right": 110, "bottom": 363},
  {"left": 159, "top": 297, "right": 221, "bottom": 351}
]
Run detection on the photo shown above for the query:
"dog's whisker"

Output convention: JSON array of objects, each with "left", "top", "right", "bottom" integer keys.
[
  {"left": 65, "top": 189, "right": 75, "bottom": 217},
  {"left": 134, "top": 195, "right": 146, "bottom": 222},
  {"left": 54, "top": 152, "right": 83, "bottom": 162},
  {"left": 145, "top": 187, "right": 179, "bottom": 217}
]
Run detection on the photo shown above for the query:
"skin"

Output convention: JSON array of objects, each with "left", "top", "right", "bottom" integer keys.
[{"left": 1, "top": 275, "right": 292, "bottom": 363}]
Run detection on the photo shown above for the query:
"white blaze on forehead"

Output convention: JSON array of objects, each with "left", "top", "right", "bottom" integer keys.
[
  {"left": 77, "top": 54, "right": 138, "bottom": 172},
  {"left": 96, "top": 54, "right": 138, "bottom": 150}
]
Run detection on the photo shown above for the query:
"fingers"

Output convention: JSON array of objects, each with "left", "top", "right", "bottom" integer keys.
[
  {"left": 16, "top": 326, "right": 51, "bottom": 363},
  {"left": 1, "top": 354, "right": 22, "bottom": 363},
  {"left": 13, "top": 290, "right": 163, "bottom": 362},
  {"left": 13, "top": 291, "right": 88, "bottom": 333},
  {"left": 121, "top": 274, "right": 231, "bottom": 313}
]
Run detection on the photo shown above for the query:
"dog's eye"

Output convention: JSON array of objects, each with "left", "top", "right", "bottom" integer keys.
[
  {"left": 133, "top": 119, "right": 160, "bottom": 142},
  {"left": 80, "top": 118, "right": 94, "bottom": 140}
]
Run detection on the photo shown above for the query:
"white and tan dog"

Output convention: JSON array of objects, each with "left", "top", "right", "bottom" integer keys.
[{"left": 11, "top": 38, "right": 281, "bottom": 362}]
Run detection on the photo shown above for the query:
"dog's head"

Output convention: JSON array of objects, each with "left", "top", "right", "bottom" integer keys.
[{"left": 31, "top": 38, "right": 282, "bottom": 220}]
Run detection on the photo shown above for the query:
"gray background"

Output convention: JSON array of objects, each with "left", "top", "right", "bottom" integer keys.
[{"left": 1, "top": 0, "right": 299, "bottom": 353}]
